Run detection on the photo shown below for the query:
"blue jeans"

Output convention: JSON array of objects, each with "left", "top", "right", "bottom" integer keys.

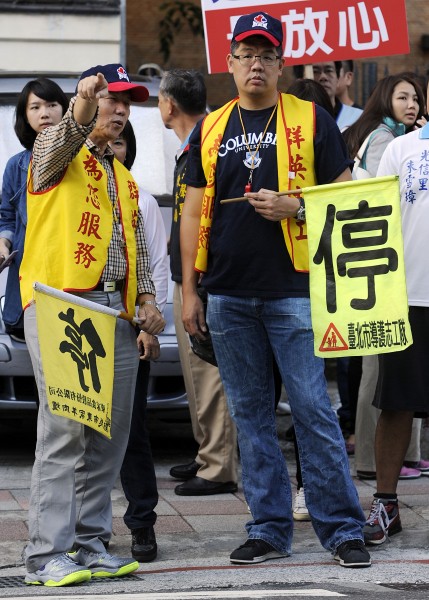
[{"left": 207, "top": 295, "right": 365, "bottom": 555}]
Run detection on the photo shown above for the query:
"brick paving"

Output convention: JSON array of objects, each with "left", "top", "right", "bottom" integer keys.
[
  {"left": 1, "top": 408, "right": 429, "bottom": 575},
  {"left": 1, "top": 444, "right": 429, "bottom": 555}
]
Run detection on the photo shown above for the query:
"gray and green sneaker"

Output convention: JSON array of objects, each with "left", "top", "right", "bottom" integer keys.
[
  {"left": 25, "top": 553, "right": 91, "bottom": 587},
  {"left": 69, "top": 547, "right": 139, "bottom": 578}
]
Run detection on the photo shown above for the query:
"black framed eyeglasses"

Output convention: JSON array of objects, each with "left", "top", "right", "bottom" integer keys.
[{"left": 232, "top": 54, "right": 280, "bottom": 67}]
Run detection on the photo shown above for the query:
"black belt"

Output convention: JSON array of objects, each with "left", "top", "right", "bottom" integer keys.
[{"left": 93, "top": 280, "right": 125, "bottom": 292}]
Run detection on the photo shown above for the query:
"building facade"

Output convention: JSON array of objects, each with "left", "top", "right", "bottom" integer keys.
[
  {"left": 0, "top": 1, "right": 428, "bottom": 107},
  {"left": 0, "top": 0, "right": 122, "bottom": 73}
]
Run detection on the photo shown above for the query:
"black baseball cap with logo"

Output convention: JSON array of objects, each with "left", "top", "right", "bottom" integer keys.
[
  {"left": 77, "top": 64, "right": 149, "bottom": 103},
  {"left": 232, "top": 12, "right": 284, "bottom": 48}
]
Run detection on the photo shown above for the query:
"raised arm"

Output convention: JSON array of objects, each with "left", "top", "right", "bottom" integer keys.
[{"left": 31, "top": 73, "right": 109, "bottom": 191}]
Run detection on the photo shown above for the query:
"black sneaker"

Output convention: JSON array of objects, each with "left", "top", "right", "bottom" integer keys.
[
  {"left": 131, "top": 526, "right": 157, "bottom": 562},
  {"left": 334, "top": 539, "right": 371, "bottom": 568},
  {"left": 230, "top": 539, "right": 288, "bottom": 564}
]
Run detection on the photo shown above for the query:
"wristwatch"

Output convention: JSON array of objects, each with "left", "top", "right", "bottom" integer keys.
[
  {"left": 295, "top": 197, "right": 306, "bottom": 222},
  {"left": 140, "top": 299, "right": 161, "bottom": 312}
]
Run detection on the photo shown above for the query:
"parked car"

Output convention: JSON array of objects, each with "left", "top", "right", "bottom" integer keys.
[{"left": 0, "top": 71, "right": 188, "bottom": 415}]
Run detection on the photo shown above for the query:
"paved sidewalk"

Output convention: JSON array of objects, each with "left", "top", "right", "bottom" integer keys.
[
  {"left": 1, "top": 426, "right": 429, "bottom": 579},
  {"left": 2, "top": 396, "right": 429, "bottom": 600}
]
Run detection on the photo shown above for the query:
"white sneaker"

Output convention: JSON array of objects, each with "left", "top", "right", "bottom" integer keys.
[
  {"left": 276, "top": 401, "right": 291, "bottom": 415},
  {"left": 293, "top": 488, "right": 311, "bottom": 521}
]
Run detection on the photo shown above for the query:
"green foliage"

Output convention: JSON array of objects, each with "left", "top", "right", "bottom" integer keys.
[{"left": 159, "top": 1, "right": 204, "bottom": 62}]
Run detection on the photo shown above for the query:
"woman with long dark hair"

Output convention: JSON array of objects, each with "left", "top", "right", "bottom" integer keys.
[
  {"left": 343, "top": 73, "right": 425, "bottom": 177},
  {"left": 0, "top": 78, "right": 68, "bottom": 339}
]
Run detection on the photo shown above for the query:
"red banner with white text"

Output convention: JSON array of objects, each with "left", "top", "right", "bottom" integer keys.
[{"left": 201, "top": 0, "right": 409, "bottom": 74}]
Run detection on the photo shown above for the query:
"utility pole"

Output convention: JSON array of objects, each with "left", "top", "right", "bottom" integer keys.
[{"left": 120, "top": 0, "right": 126, "bottom": 67}]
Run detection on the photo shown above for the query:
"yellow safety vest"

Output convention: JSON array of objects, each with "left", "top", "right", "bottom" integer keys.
[
  {"left": 197, "top": 93, "right": 316, "bottom": 273},
  {"left": 20, "top": 147, "right": 139, "bottom": 314}
]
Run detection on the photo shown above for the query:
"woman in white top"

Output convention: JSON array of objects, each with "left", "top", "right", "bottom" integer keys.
[{"left": 343, "top": 73, "right": 427, "bottom": 480}]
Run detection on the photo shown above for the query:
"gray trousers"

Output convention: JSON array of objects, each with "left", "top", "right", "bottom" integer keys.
[
  {"left": 24, "top": 291, "right": 139, "bottom": 572},
  {"left": 354, "top": 355, "right": 421, "bottom": 473}
]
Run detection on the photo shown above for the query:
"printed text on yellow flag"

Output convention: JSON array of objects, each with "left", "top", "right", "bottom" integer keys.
[
  {"left": 305, "top": 176, "right": 412, "bottom": 358},
  {"left": 35, "top": 289, "right": 116, "bottom": 438}
]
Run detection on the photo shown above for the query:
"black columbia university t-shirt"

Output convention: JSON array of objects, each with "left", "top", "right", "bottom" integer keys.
[{"left": 184, "top": 103, "right": 352, "bottom": 298}]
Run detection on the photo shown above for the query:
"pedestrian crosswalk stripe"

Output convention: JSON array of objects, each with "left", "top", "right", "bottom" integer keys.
[{"left": 15, "top": 590, "right": 345, "bottom": 600}]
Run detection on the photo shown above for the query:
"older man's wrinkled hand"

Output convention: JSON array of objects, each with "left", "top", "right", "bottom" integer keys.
[{"left": 137, "top": 304, "right": 165, "bottom": 335}]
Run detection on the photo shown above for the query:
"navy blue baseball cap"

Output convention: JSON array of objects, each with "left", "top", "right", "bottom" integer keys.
[
  {"left": 233, "top": 12, "right": 283, "bottom": 47},
  {"left": 78, "top": 64, "right": 149, "bottom": 102}
]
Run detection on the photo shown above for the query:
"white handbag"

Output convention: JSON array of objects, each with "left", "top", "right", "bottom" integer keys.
[{"left": 352, "top": 133, "right": 372, "bottom": 180}]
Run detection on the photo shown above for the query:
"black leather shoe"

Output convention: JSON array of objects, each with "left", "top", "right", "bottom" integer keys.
[
  {"left": 356, "top": 470, "right": 376, "bottom": 480},
  {"left": 174, "top": 476, "right": 238, "bottom": 496},
  {"left": 131, "top": 526, "right": 157, "bottom": 562},
  {"left": 169, "top": 460, "right": 200, "bottom": 480}
]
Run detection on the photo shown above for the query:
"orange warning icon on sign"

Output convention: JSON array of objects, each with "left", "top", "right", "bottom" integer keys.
[{"left": 319, "top": 323, "right": 349, "bottom": 352}]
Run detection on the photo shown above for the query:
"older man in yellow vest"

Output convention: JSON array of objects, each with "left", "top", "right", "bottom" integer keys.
[
  {"left": 180, "top": 12, "right": 370, "bottom": 568},
  {"left": 20, "top": 64, "right": 165, "bottom": 587}
]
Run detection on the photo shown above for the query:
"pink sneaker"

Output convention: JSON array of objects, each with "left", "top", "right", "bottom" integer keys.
[
  {"left": 415, "top": 459, "right": 429, "bottom": 472},
  {"left": 398, "top": 466, "right": 421, "bottom": 480},
  {"left": 403, "top": 459, "right": 429, "bottom": 474}
]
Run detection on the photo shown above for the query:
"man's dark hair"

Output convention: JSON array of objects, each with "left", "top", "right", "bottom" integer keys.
[
  {"left": 334, "top": 61, "right": 343, "bottom": 78},
  {"left": 341, "top": 60, "right": 354, "bottom": 73},
  {"left": 159, "top": 69, "right": 206, "bottom": 115},
  {"left": 15, "top": 78, "right": 69, "bottom": 150},
  {"left": 293, "top": 65, "right": 304, "bottom": 79}
]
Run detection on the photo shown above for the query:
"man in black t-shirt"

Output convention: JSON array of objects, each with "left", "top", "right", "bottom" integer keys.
[{"left": 180, "top": 11, "right": 370, "bottom": 568}]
